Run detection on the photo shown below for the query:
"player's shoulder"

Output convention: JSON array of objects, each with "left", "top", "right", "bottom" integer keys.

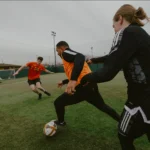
[
  {"left": 40, "top": 64, "right": 45, "bottom": 68},
  {"left": 123, "top": 24, "right": 150, "bottom": 41},
  {"left": 30, "top": 62, "right": 37, "bottom": 65},
  {"left": 28, "top": 61, "right": 36, "bottom": 63},
  {"left": 124, "top": 24, "right": 145, "bottom": 35},
  {"left": 26, "top": 61, "right": 35, "bottom": 65},
  {"left": 63, "top": 48, "right": 77, "bottom": 56}
]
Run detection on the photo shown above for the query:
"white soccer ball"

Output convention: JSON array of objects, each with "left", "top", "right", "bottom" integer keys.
[{"left": 43, "top": 120, "right": 57, "bottom": 136}]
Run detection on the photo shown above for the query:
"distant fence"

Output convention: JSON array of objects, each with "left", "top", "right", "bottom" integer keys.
[
  {"left": 0, "top": 64, "right": 103, "bottom": 79},
  {"left": 0, "top": 69, "right": 15, "bottom": 79}
]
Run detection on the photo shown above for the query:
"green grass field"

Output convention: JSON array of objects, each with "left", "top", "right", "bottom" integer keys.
[{"left": 0, "top": 73, "right": 149, "bottom": 150}]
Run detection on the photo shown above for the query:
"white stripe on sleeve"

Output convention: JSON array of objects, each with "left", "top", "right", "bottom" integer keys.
[{"left": 64, "top": 50, "right": 77, "bottom": 55}]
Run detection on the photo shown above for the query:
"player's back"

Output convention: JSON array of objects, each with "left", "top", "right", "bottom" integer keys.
[
  {"left": 122, "top": 25, "right": 150, "bottom": 86},
  {"left": 121, "top": 25, "right": 150, "bottom": 109}
]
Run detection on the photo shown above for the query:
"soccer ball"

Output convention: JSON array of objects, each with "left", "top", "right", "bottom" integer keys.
[{"left": 43, "top": 120, "right": 57, "bottom": 136}]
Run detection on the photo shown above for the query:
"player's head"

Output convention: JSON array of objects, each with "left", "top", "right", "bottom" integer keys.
[
  {"left": 37, "top": 56, "right": 43, "bottom": 64},
  {"left": 113, "top": 4, "right": 149, "bottom": 33},
  {"left": 56, "top": 41, "right": 70, "bottom": 56}
]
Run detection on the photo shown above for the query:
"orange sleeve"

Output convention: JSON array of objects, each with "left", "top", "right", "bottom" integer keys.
[
  {"left": 26, "top": 62, "right": 33, "bottom": 67},
  {"left": 42, "top": 65, "right": 46, "bottom": 71}
]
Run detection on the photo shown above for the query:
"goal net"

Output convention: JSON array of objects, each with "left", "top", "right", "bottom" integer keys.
[{"left": 0, "top": 69, "right": 16, "bottom": 80}]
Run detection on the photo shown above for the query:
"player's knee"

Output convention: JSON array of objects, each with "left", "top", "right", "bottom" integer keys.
[
  {"left": 118, "top": 132, "right": 128, "bottom": 143},
  {"left": 31, "top": 89, "right": 36, "bottom": 92},
  {"left": 54, "top": 99, "right": 59, "bottom": 107},
  {"left": 36, "top": 85, "right": 41, "bottom": 89},
  {"left": 118, "top": 133, "right": 127, "bottom": 149},
  {"left": 30, "top": 87, "right": 36, "bottom": 91},
  {"left": 147, "top": 132, "right": 150, "bottom": 142},
  {"left": 54, "top": 98, "right": 63, "bottom": 108},
  {"left": 118, "top": 132, "right": 135, "bottom": 150},
  {"left": 118, "top": 132, "right": 123, "bottom": 140}
]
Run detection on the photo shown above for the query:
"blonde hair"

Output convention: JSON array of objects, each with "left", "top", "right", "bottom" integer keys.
[{"left": 113, "top": 4, "right": 149, "bottom": 26}]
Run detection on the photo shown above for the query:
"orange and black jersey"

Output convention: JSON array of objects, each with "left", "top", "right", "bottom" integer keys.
[{"left": 62, "top": 48, "right": 86, "bottom": 84}]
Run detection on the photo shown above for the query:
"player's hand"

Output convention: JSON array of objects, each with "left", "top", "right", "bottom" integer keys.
[
  {"left": 65, "top": 80, "right": 76, "bottom": 95},
  {"left": 13, "top": 72, "right": 18, "bottom": 76},
  {"left": 87, "top": 60, "right": 92, "bottom": 64},
  {"left": 58, "top": 81, "right": 63, "bottom": 88}
]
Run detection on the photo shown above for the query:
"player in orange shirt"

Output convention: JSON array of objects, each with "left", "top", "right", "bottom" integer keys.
[
  {"left": 13, "top": 57, "right": 53, "bottom": 99},
  {"left": 53, "top": 41, "right": 120, "bottom": 126}
]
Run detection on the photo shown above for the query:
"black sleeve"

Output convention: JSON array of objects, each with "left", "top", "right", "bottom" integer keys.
[
  {"left": 91, "top": 55, "right": 108, "bottom": 64},
  {"left": 62, "top": 49, "right": 85, "bottom": 81},
  {"left": 62, "top": 79, "right": 69, "bottom": 85},
  {"left": 81, "top": 26, "right": 142, "bottom": 84}
]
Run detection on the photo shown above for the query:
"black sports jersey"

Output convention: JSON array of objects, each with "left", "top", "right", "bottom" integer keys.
[
  {"left": 82, "top": 25, "right": 150, "bottom": 85},
  {"left": 81, "top": 24, "right": 150, "bottom": 121}
]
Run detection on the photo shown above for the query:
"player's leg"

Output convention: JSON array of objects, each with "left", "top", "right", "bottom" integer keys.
[
  {"left": 118, "top": 107, "right": 146, "bottom": 150},
  {"left": 29, "top": 84, "right": 39, "bottom": 94},
  {"left": 146, "top": 124, "right": 150, "bottom": 142},
  {"left": 118, "top": 108, "right": 135, "bottom": 150},
  {"left": 86, "top": 83, "right": 120, "bottom": 121},
  {"left": 54, "top": 87, "right": 85, "bottom": 125},
  {"left": 118, "top": 134, "right": 135, "bottom": 150},
  {"left": 28, "top": 79, "right": 42, "bottom": 99},
  {"left": 29, "top": 84, "right": 42, "bottom": 99},
  {"left": 35, "top": 79, "right": 51, "bottom": 96}
]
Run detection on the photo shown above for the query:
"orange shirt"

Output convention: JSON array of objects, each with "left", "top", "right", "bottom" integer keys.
[
  {"left": 62, "top": 58, "right": 91, "bottom": 86},
  {"left": 26, "top": 62, "right": 45, "bottom": 80}
]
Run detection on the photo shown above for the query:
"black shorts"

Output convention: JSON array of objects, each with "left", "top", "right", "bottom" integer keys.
[
  {"left": 118, "top": 102, "right": 150, "bottom": 141},
  {"left": 28, "top": 78, "right": 41, "bottom": 86}
]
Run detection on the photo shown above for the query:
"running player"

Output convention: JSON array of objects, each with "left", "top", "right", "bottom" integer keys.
[
  {"left": 81, "top": 4, "right": 150, "bottom": 150},
  {"left": 13, "top": 56, "right": 53, "bottom": 99},
  {"left": 53, "top": 41, "right": 120, "bottom": 126}
]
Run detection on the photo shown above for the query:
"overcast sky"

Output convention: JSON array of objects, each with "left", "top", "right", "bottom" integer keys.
[{"left": 0, "top": 1, "right": 150, "bottom": 65}]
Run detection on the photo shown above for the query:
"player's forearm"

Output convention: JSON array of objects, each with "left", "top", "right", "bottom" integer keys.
[
  {"left": 81, "top": 67, "right": 117, "bottom": 84},
  {"left": 62, "top": 79, "right": 69, "bottom": 84},
  {"left": 81, "top": 28, "right": 138, "bottom": 84},
  {"left": 45, "top": 69, "right": 53, "bottom": 73},
  {"left": 16, "top": 65, "right": 26, "bottom": 73},
  {"left": 91, "top": 55, "right": 108, "bottom": 64}
]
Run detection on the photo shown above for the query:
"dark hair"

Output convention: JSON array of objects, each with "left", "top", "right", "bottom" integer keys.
[
  {"left": 56, "top": 41, "right": 69, "bottom": 48},
  {"left": 37, "top": 56, "right": 43, "bottom": 61},
  {"left": 114, "top": 4, "right": 149, "bottom": 26}
]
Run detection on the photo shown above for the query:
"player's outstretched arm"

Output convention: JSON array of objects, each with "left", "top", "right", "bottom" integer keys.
[
  {"left": 87, "top": 55, "right": 108, "bottom": 64},
  {"left": 13, "top": 65, "right": 27, "bottom": 76},
  {"left": 81, "top": 27, "right": 140, "bottom": 84},
  {"left": 45, "top": 69, "right": 54, "bottom": 74}
]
